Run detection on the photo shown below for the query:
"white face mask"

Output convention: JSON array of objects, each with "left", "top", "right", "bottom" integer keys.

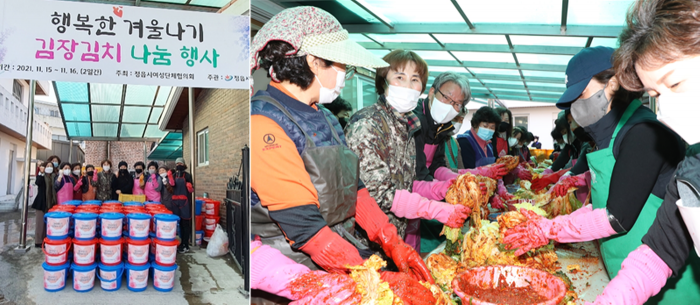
[
  {"left": 658, "top": 93, "right": 700, "bottom": 145},
  {"left": 73, "top": 170, "right": 81, "bottom": 176},
  {"left": 316, "top": 66, "right": 345, "bottom": 105},
  {"left": 562, "top": 134, "right": 568, "bottom": 144},
  {"left": 149, "top": 169, "right": 157, "bottom": 175},
  {"left": 103, "top": 165, "right": 110, "bottom": 172},
  {"left": 451, "top": 122, "right": 462, "bottom": 135},
  {"left": 515, "top": 144, "right": 523, "bottom": 148},
  {"left": 508, "top": 137, "right": 518, "bottom": 147},
  {"left": 63, "top": 169, "right": 72, "bottom": 176},
  {"left": 160, "top": 173, "right": 168, "bottom": 178},
  {"left": 45, "top": 167, "right": 54, "bottom": 174},
  {"left": 386, "top": 85, "right": 421, "bottom": 113},
  {"left": 430, "top": 98, "right": 459, "bottom": 124}
]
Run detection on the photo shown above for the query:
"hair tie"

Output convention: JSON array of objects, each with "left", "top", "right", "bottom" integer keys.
[{"left": 269, "top": 66, "right": 281, "bottom": 83}]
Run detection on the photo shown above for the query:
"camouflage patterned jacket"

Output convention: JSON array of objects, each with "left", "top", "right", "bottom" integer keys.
[{"left": 345, "top": 95, "right": 421, "bottom": 239}]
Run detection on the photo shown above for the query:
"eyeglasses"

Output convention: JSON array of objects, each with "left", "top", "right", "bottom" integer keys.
[
  {"left": 345, "top": 66, "right": 356, "bottom": 80},
  {"left": 435, "top": 87, "right": 466, "bottom": 110}
]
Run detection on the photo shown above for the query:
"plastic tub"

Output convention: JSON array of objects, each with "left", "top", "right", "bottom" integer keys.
[
  {"left": 204, "top": 200, "right": 220, "bottom": 216},
  {"left": 204, "top": 229, "right": 214, "bottom": 239},
  {"left": 152, "top": 263, "right": 178, "bottom": 292},
  {"left": 124, "top": 201, "right": 144, "bottom": 207},
  {"left": 195, "top": 200, "right": 204, "bottom": 216},
  {"left": 100, "top": 212, "right": 125, "bottom": 240},
  {"left": 195, "top": 215, "right": 204, "bottom": 231},
  {"left": 72, "top": 262, "right": 97, "bottom": 292},
  {"left": 452, "top": 265, "right": 567, "bottom": 305},
  {"left": 126, "top": 237, "right": 151, "bottom": 265},
  {"left": 45, "top": 211, "right": 72, "bottom": 240},
  {"left": 100, "top": 237, "right": 124, "bottom": 265},
  {"left": 204, "top": 216, "right": 219, "bottom": 231},
  {"left": 149, "top": 210, "right": 167, "bottom": 234},
  {"left": 81, "top": 201, "right": 101, "bottom": 207},
  {"left": 61, "top": 200, "right": 83, "bottom": 206},
  {"left": 73, "top": 212, "right": 98, "bottom": 240},
  {"left": 42, "top": 262, "right": 69, "bottom": 292},
  {"left": 73, "top": 238, "right": 98, "bottom": 266},
  {"left": 97, "top": 262, "right": 124, "bottom": 291},
  {"left": 195, "top": 231, "right": 203, "bottom": 246},
  {"left": 125, "top": 262, "right": 150, "bottom": 292},
  {"left": 127, "top": 213, "right": 151, "bottom": 240},
  {"left": 43, "top": 237, "right": 71, "bottom": 266},
  {"left": 154, "top": 214, "right": 180, "bottom": 241},
  {"left": 152, "top": 238, "right": 179, "bottom": 266}
]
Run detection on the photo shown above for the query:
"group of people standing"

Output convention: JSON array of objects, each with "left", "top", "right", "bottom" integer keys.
[{"left": 31, "top": 157, "right": 195, "bottom": 253}]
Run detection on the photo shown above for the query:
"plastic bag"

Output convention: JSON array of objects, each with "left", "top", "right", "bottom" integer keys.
[{"left": 206, "top": 224, "right": 229, "bottom": 257}]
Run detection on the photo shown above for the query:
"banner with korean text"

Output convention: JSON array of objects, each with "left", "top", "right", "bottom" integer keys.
[{"left": 0, "top": 0, "right": 250, "bottom": 89}]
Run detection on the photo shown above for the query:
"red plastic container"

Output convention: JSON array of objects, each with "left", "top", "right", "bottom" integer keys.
[
  {"left": 195, "top": 215, "right": 204, "bottom": 231},
  {"left": 204, "top": 200, "right": 221, "bottom": 216}
]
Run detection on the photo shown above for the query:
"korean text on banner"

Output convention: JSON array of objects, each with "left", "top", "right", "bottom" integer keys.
[{"left": 0, "top": 0, "right": 250, "bottom": 89}]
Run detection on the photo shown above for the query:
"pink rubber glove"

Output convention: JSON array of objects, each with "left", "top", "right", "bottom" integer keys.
[
  {"left": 512, "top": 164, "right": 533, "bottom": 181},
  {"left": 250, "top": 240, "right": 311, "bottom": 300},
  {"left": 73, "top": 178, "right": 83, "bottom": 191},
  {"left": 93, "top": 172, "right": 99, "bottom": 182},
  {"left": 543, "top": 168, "right": 554, "bottom": 175},
  {"left": 549, "top": 172, "right": 588, "bottom": 197},
  {"left": 411, "top": 179, "right": 454, "bottom": 201},
  {"left": 586, "top": 245, "right": 671, "bottom": 305},
  {"left": 503, "top": 205, "right": 616, "bottom": 256},
  {"left": 391, "top": 190, "right": 470, "bottom": 228},
  {"left": 434, "top": 167, "right": 460, "bottom": 181},
  {"left": 497, "top": 180, "right": 513, "bottom": 200},
  {"left": 459, "top": 163, "right": 508, "bottom": 180}
]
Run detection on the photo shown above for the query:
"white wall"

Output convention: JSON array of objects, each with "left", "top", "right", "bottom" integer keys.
[
  {"left": 0, "top": 130, "right": 38, "bottom": 195},
  {"left": 458, "top": 104, "right": 562, "bottom": 150}
]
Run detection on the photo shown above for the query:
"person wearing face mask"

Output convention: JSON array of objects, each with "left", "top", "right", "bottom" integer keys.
[
  {"left": 171, "top": 157, "right": 194, "bottom": 253},
  {"left": 250, "top": 8, "right": 434, "bottom": 303},
  {"left": 80, "top": 164, "right": 96, "bottom": 201},
  {"left": 502, "top": 45, "right": 692, "bottom": 304},
  {"left": 584, "top": 1, "right": 700, "bottom": 303},
  {"left": 41, "top": 155, "right": 61, "bottom": 175},
  {"left": 70, "top": 163, "right": 83, "bottom": 200},
  {"left": 323, "top": 96, "right": 353, "bottom": 129},
  {"left": 31, "top": 161, "right": 57, "bottom": 247},
  {"left": 54, "top": 162, "right": 76, "bottom": 205},
  {"left": 144, "top": 161, "right": 163, "bottom": 202},
  {"left": 457, "top": 107, "right": 501, "bottom": 169},
  {"left": 445, "top": 114, "right": 465, "bottom": 171},
  {"left": 158, "top": 165, "right": 175, "bottom": 213},
  {"left": 112, "top": 161, "right": 134, "bottom": 200},
  {"left": 493, "top": 108, "right": 514, "bottom": 158},
  {"left": 347, "top": 51, "right": 472, "bottom": 253},
  {"left": 551, "top": 128, "right": 565, "bottom": 154},
  {"left": 132, "top": 161, "right": 146, "bottom": 196},
  {"left": 93, "top": 160, "right": 116, "bottom": 201},
  {"left": 548, "top": 113, "right": 579, "bottom": 172}
]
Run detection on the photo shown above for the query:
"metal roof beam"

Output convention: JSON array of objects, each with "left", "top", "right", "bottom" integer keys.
[
  {"left": 357, "top": 42, "right": 583, "bottom": 55},
  {"left": 62, "top": 0, "right": 219, "bottom": 12},
  {"left": 429, "top": 71, "right": 564, "bottom": 84},
  {"left": 450, "top": 0, "right": 475, "bottom": 29},
  {"left": 343, "top": 23, "right": 622, "bottom": 37},
  {"left": 425, "top": 59, "right": 567, "bottom": 72},
  {"left": 561, "top": 0, "right": 569, "bottom": 32},
  {"left": 350, "top": 0, "right": 394, "bottom": 28}
]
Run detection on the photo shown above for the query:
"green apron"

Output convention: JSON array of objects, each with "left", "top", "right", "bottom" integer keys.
[{"left": 587, "top": 100, "right": 700, "bottom": 303}]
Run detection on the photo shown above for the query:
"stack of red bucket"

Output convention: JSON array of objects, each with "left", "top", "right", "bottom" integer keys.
[{"left": 203, "top": 199, "right": 221, "bottom": 242}]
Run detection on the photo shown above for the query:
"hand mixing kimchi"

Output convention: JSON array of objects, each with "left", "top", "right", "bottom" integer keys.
[
  {"left": 346, "top": 255, "right": 398, "bottom": 305},
  {"left": 496, "top": 155, "right": 520, "bottom": 172}
]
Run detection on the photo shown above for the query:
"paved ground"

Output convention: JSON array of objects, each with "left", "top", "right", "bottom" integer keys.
[{"left": 0, "top": 210, "right": 249, "bottom": 305}]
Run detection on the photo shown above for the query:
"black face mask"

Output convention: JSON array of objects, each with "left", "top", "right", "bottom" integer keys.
[
  {"left": 573, "top": 127, "right": 593, "bottom": 143},
  {"left": 338, "top": 117, "right": 348, "bottom": 130},
  {"left": 176, "top": 165, "right": 185, "bottom": 172},
  {"left": 87, "top": 171, "right": 94, "bottom": 176},
  {"left": 498, "top": 122, "right": 510, "bottom": 133},
  {"left": 135, "top": 168, "right": 143, "bottom": 174},
  {"left": 120, "top": 169, "right": 129, "bottom": 174}
]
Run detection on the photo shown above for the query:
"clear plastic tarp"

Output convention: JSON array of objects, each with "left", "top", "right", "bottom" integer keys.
[{"left": 56, "top": 82, "right": 171, "bottom": 140}]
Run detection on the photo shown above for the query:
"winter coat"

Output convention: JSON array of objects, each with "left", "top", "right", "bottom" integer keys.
[
  {"left": 112, "top": 170, "right": 134, "bottom": 200},
  {"left": 31, "top": 173, "right": 57, "bottom": 213},
  {"left": 345, "top": 95, "right": 421, "bottom": 239},
  {"left": 412, "top": 98, "right": 454, "bottom": 181},
  {"left": 94, "top": 171, "right": 116, "bottom": 201}
]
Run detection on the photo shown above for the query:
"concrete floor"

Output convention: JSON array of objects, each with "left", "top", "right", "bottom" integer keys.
[{"left": 0, "top": 210, "right": 249, "bottom": 305}]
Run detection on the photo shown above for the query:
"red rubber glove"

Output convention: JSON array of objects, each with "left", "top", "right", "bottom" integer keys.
[
  {"left": 381, "top": 271, "right": 436, "bottom": 305},
  {"left": 496, "top": 180, "right": 514, "bottom": 200},
  {"left": 490, "top": 195, "right": 506, "bottom": 210},
  {"left": 289, "top": 271, "right": 362, "bottom": 305},
  {"left": 549, "top": 173, "right": 587, "bottom": 197},
  {"left": 186, "top": 182, "right": 194, "bottom": 193},
  {"left": 531, "top": 168, "right": 569, "bottom": 191},
  {"left": 513, "top": 163, "right": 533, "bottom": 181},
  {"left": 355, "top": 189, "right": 434, "bottom": 284},
  {"left": 167, "top": 171, "right": 176, "bottom": 186},
  {"left": 298, "top": 226, "right": 364, "bottom": 274}
]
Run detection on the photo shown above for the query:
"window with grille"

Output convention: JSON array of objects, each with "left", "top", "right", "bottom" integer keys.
[
  {"left": 197, "top": 128, "right": 209, "bottom": 167},
  {"left": 12, "top": 80, "right": 22, "bottom": 101}
]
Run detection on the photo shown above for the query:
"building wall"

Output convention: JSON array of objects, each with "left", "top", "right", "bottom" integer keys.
[
  {"left": 182, "top": 88, "right": 249, "bottom": 226},
  {"left": 84, "top": 141, "right": 154, "bottom": 169},
  {"left": 460, "top": 105, "right": 561, "bottom": 150},
  {"left": 0, "top": 130, "right": 38, "bottom": 195}
]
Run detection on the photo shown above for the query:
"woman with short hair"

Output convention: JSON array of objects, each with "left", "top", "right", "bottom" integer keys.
[{"left": 457, "top": 106, "right": 501, "bottom": 169}]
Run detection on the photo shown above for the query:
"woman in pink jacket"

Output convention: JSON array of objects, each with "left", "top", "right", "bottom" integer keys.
[
  {"left": 54, "top": 162, "right": 76, "bottom": 205},
  {"left": 143, "top": 161, "right": 162, "bottom": 202}
]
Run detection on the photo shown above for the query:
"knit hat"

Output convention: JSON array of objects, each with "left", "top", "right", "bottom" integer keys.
[
  {"left": 250, "top": 6, "right": 388, "bottom": 73},
  {"left": 118, "top": 161, "right": 128, "bottom": 168},
  {"left": 175, "top": 157, "right": 185, "bottom": 165}
]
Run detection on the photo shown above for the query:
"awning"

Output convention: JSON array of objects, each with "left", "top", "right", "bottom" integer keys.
[
  {"left": 253, "top": 0, "right": 633, "bottom": 104},
  {"left": 148, "top": 132, "right": 183, "bottom": 160},
  {"left": 55, "top": 82, "right": 174, "bottom": 141}
]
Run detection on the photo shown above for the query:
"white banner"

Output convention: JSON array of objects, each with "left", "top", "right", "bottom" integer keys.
[{"left": 0, "top": 0, "right": 249, "bottom": 89}]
